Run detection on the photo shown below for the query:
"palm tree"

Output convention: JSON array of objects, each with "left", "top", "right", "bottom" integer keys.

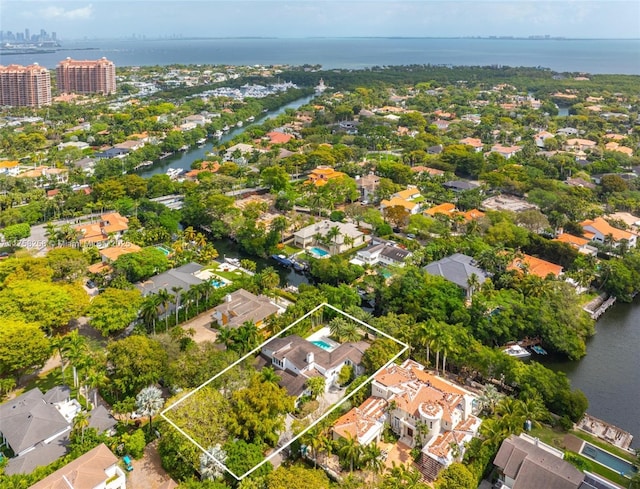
[
  {"left": 140, "top": 294, "right": 161, "bottom": 335},
  {"left": 338, "top": 434, "right": 363, "bottom": 473},
  {"left": 319, "top": 433, "right": 334, "bottom": 465},
  {"left": 135, "top": 385, "right": 165, "bottom": 434},
  {"left": 171, "top": 286, "right": 183, "bottom": 325},
  {"left": 327, "top": 225, "right": 341, "bottom": 251},
  {"left": 73, "top": 411, "right": 90, "bottom": 444},
  {"left": 477, "top": 384, "right": 502, "bottom": 416},
  {"left": 86, "top": 366, "right": 109, "bottom": 409},
  {"left": 216, "top": 327, "right": 234, "bottom": 350},
  {"left": 382, "top": 462, "right": 424, "bottom": 489},
  {"left": 183, "top": 226, "right": 197, "bottom": 243},
  {"left": 62, "top": 330, "right": 87, "bottom": 390},
  {"left": 200, "top": 281, "right": 215, "bottom": 307},
  {"left": 363, "top": 443, "right": 385, "bottom": 475},
  {"left": 259, "top": 366, "right": 281, "bottom": 384},
  {"left": 156, "top": 288, "right": 172, "bottom": 332},
  {"left": 466, "top": 272, "right": 480, "bottom": 300}
]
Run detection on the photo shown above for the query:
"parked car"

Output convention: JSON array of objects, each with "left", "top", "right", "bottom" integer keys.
[
  {"left": 123, "top": 455, "right": 133, "bottom": 471},
  {"left": 86, "top": 280, "right": 96, "bottom": 289}
]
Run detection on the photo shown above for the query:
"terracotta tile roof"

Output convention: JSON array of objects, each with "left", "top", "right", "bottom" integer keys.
[
  {"left": 424, "top": 203, "right": 455, "bottom": 216},
  {"left": 333, "top": 396, "right": 387, "bottom": 443},
  {"left": 29, "top": 443, "right": 120, "bottom": 489},
  {"left": 395, "top": 187, "right": 421, "bottom": 200},
  {"left": 460, "top": 137, "right": 484, "bottom": 148},
  {"left": 553, "top": 233, "right": 589, "bottom": 247},
  {"left": 0, "top": 160, "right": 19, "bottom": 168},
  {"left": 305, "top": 166, "right": 346, "bottom": 186},
  {"left": 99, "top": 243, "right": 141, "bottom": 262},
  {"left": 580, "top": 217, "right": 634, "bottom": 242},
  {"left": 266, "top": 131, "right": 293, "bottom": 144},
  {"left": 380, "top": 197, "right": 418, "bottom": 211},
  {"left": 509, "top": 254, "right": 563, "bottom": 278},
  {"left": 461, "top": 209, "right": 485, "bottom": 221},
  {"left": 411, "top": 166, "right": 444, "bottom": 175}
]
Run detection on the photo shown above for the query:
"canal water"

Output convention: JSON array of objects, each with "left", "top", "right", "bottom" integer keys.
[
  {"left": 138, "top": 94, "right": 316, "bottom": 178},
  {"left": 212, "top": 238, "right": 310, "bottom": 289},
  {"left": 544, "top": 299, "right": 640, "bottom": 448}
]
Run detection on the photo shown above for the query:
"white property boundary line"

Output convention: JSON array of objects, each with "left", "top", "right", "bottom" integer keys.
[{"left": 161, "top": 302, "right": 409, "bottom": 480}]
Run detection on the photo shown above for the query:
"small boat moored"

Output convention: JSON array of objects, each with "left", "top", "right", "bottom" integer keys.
[
  {"left": 271, "top": 254, "right": 293, "bottom": 267},
  {"left": 502, "top": 344, "right": 531, "bottom": 359}
]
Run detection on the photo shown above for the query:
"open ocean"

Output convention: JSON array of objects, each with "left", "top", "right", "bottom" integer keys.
[{"left": 1, "top": 37, "right": 639, "bottom": 74}]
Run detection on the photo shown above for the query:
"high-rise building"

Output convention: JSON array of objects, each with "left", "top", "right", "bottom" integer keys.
[
  {"left": 56, "top": 57, "right": 116, "bottom": 95},
  {"left": 0, "top": 63, "right": 52, "bottom": 107}
]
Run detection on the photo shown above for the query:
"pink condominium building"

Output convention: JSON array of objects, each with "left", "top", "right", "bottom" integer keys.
[
  {"left": 0, "top": 63, "right": 51, "bottom": 107},
  {"left": 56, "top": 57, "right": 116, "bottom": 95}
]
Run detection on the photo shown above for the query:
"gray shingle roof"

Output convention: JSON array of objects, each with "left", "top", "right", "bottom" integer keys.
[
  {"left": 424, "top": 253, "right": 489, "bottom": 290},
  {"left": 494, "top": 435, "right": 585, "bottom": 489},
  {"left": 0, "top": 388, "right": 70, "bottom": 455},
  {"left": 136, "top": 262, "right": 204, "bottom": 296},
  {"left": 269, "top": 335, "right": 369, "bottom": 372},
  {"left": 88, "top": 405, "right": 117, "bottom": 433},
  {"left": 4, "top": 433, "right": 70, "bottom": 475}
]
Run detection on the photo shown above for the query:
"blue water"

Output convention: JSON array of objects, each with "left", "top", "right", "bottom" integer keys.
[
  {"left": 156, "top": 245, "right": 171, "bottom": 255},
  {"left": 2, "top": 38, "right": 639, "bottom": 74},
  {"left": 312, "top": 340, "right": 332, "bottom": 351},
  {"left": 580, "top": 443, "right": 638, "bottom": 476},
  {"left": 210, "top": 280, "right": 225, "bottom": 289},
  {"left": 310, "top": 247, "right": 330, "bottom": 257}
]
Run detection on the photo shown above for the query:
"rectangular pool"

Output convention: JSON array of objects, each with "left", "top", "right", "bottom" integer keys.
[
  {"left": 156, "top": 246, "right": 171, "bottom": 256},
  {"left": 580, "top": 442, "right": 638, "bottom": 477},
  {"left": 312, "top": 340, "right": 333, "bottom": 351},
  {"left": 309, "top": 247, "right": 330, "bottom": 258}
]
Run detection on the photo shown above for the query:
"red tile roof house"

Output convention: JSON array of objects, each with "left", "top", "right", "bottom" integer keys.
[
  {"left": 490, "top": 144, "right": 522, "bottom": 159},
  {"left": 580, "top": 217, "right": 637, "bottom": 249},
  {"left": 265, "top": 131, "right": 294, "bottom": 145},
  {"left": 459, "top": 137, "right": 484, "bottom": 152},
  {"left": 332, "top": 359, "right": 481, "bottom": 482}
]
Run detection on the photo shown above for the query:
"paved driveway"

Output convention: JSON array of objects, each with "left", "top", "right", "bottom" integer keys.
[
  {"left": 128, "top": 441, "right": 177, "bottom": 489},
  {"left": 180, "top": 309, "right": 218, "bottom": 343}
]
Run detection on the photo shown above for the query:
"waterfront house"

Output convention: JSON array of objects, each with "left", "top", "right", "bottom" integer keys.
[
  {"left": 351, "top": 238, "right": 412, "bottom": 267},
  {"left": 136, "top": 262, "right": 204, "bottom": 304},
  {"left": 223, "top": 143, "right": 259, "bottom": 164},
  {"left": 424, "top": 253, "right": 490, "bottom": 299},
  {"left": 508, "top": 254, "right": 563, "bottom": 278},
  {"left": 332, "top": 359, "right": 481, "bottom": 481},
  {"left": 212, "top": 289, "right": 280, "bottom": 329},
  {"left": 493, "top": 434, "right": 583, "bottom": 489},
  {"left": 0, "top": 386, "right": 81, "bottom": 475},
  {"left": 29, "top": 443, "right": 127, "bottom": 489},
  {"left": 293, "top": 220, "right": 369, "bottom": 255}
]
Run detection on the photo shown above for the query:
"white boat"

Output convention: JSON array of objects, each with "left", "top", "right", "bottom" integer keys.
[
  {"left": 214, "top": 130, "right": 223, "bottom": 138},
  {"left": 236, "top": 121, "right": 243, "bottom": 127},
  {"left": 166, "top": 168, "right": 184, "bottom": 179},
  {"left": 224, "top": 257, "right": 241, "bottom": 266},
  {"left": 222, "top": 125, "right": 230, "bottom": 131},
  {"left": 246, "top": 116, "right": 255, "bottom": 122},
  {"left": 179, "top": 144, "right": 189, "bottom": 151},
  {"left": 196, "top": 138, "right": 206, "bottom": 146},
  {"left": 503, "top": 345, "right": 531, "bottom": 359}
]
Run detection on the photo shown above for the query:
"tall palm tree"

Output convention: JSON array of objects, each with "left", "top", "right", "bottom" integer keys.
[
  {"left": 363, "top": 443, "right": 384, "bottom": 475},
  {"left": 140, "top": 294, "right": 161, "bottom": 335},
  {"left": 62, "top": 330, "right": 87, "bottom": 389},
  {"left": 156, "top": 288, "right": 172, "bottom": 332},
  {"left": 171, "top": 286, "right": 183, "bottom": 325},
  {"left": 338, "top": 434, "right": 362, "bottom": 473},
  {"left": 135, "top": 385, "right": 165, "bottom": 434},
  {"left": 86, "top": 366, "right": 109, "bottom": 409},
  {"left": 73, "top": 411, "right": 90, "bottom": 444}
]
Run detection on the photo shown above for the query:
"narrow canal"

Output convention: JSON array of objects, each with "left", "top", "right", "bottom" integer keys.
[
  {"left": 138, "top": 94, "right": 316, "bottom": 178},
  {"left": 544, "top": 299, "right": 640, "bottom": 448}
]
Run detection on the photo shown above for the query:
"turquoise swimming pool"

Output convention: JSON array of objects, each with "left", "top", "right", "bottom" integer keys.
[
  {"left": 156, "top": 246, "right": 171, "bottom": 256},
  {"left": 580, "top": 443, "right": 638, "bottom": 477},
  {"left": 312, "top": 340, "right": 332, "bottom": 350},
  {"left": 211, "top": 279, "right": 225, "bottom": 288},
  {"left": 309, "top": 247, "right": 330, "bottom": 258}
]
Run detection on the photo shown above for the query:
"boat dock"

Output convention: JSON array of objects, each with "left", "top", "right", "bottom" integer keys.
[
  {"left": 583, "top": 294, "right": 617, "bottom": 320},
  {"left": 576, "top": 413, "right": 634, "bottom": 451}
]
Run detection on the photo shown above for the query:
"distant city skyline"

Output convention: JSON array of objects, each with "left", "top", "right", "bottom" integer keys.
[{"left": 1, "top": 1, "right": 638, "bottom": 41}]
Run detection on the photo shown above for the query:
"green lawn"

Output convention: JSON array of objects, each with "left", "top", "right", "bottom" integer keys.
[
  {"left": 571, "top": 430, "right": 637, "bottom": 463},
  {"left": 19, "top": 367, "right": 64, "bottom": 396}
]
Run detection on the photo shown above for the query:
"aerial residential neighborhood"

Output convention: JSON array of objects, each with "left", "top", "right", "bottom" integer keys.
[{"left": 0, "top": 42, "right": 639, "bottom": 489}]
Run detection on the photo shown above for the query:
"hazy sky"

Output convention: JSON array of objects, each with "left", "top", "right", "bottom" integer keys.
[{"left": 1, "top": 0, "right": 639, "bottom": 40}]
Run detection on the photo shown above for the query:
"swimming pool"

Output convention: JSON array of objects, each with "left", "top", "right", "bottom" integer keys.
[
  {"left": 211, "top": 279, "right": 225, "bottom": 288},
  {"left": 156, "top": 246, "right": 171, "bottom": 256},
  {"left": 580, "top": 443, "right": 638, "bottom": 477},
  {"left": 309, "top": 247, "right": 330, "bottom": 258},
  {"left": 312, "top": 340, "right": 333, "bottom": 351}
]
